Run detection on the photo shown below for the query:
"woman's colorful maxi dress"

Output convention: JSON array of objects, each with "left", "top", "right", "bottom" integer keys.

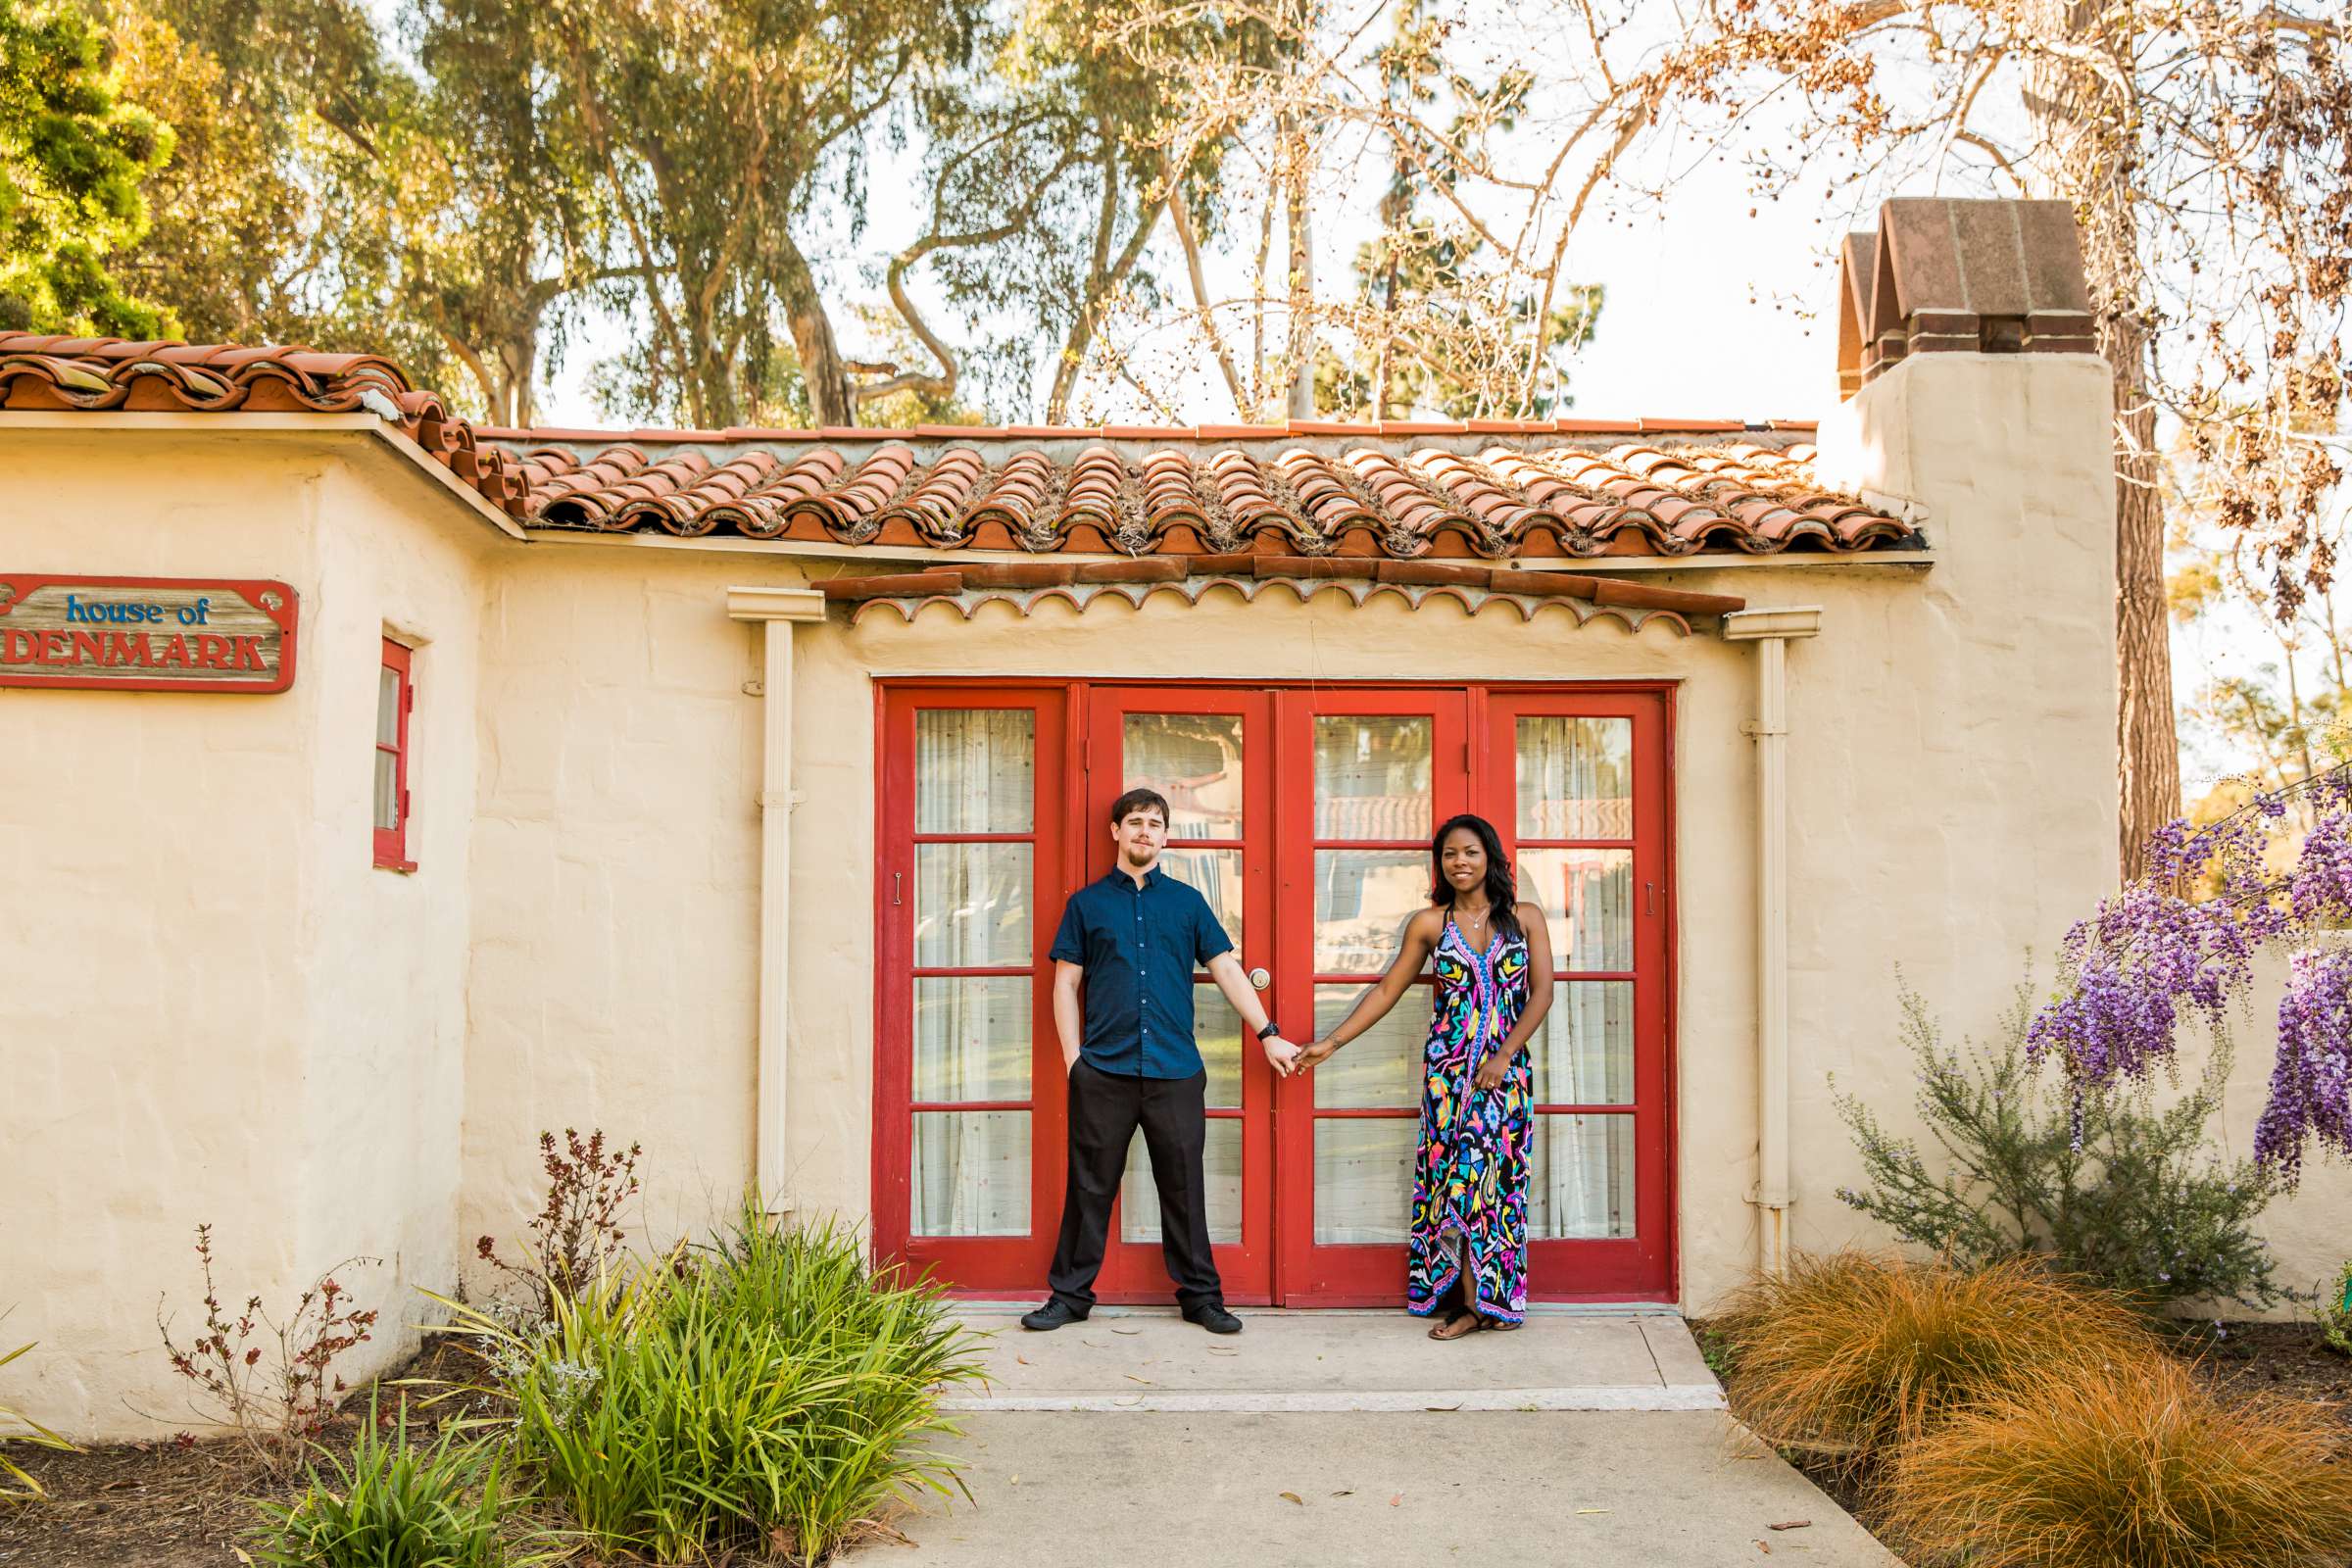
[{"left": 1407, "top": 913, "right": 1533, "bottom": 1323}]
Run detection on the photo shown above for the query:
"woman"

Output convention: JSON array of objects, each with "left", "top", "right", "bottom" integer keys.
[{"left": 1298, "top": 813, "right": 1554, "bottom": 1338}]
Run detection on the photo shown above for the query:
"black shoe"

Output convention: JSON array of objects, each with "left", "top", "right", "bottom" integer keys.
[
  {"left": 1183, "top": 1301, "right": 1244, "bottom": 1335},
  {"left": 1021, "top": 1298, "right": 1088, "bottom": 1332}
]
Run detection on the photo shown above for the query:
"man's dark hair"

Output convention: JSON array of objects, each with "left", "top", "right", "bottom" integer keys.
[{"left": 1109, "top": 787, "right": 1170, "bottom": 827}]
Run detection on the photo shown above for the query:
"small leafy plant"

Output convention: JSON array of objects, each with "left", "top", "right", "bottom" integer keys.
[
  {"left": 245, "top": 1396, "right": 540, "bottom": 1568},
  {"left": 432, "top": 1196, "right": 985, "bottom": 1565},
  {"left": 475, "top": 1128, "right": 641, "bottom": 1317},
  {"left": 1835, "top": 979, "right": 2286, "bottom": 1314},
  {"left": 157, "top": 1224, "right": 380, "bottom": 1471},
  {"left": 2321, "top": 1259, "right": 2352, "bottom": 1356}
]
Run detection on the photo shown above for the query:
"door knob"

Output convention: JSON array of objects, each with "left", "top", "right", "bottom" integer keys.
[{"left": 1248, "top": 966, "right": 1271, "bottom": 991}]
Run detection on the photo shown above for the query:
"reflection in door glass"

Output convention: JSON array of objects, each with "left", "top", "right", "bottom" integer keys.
[
  {"left": 1515, "top": 716, "right": 1632, "bottom": 839},
  {"left": 1517, "top": 848, "right": 1632, "bottom": 971},
  {"left": 1313, "top": 850, "right": 1427, "bottom": 972},
  {"left": 1123, "top": 713, "right": 1245, "bottom": 839},
  {"left": 1157, "top": 847, "right": 1245, "bottom": 952},
  {"left": 1311, "top": 716, "right": 1432, "bottom": 839}
]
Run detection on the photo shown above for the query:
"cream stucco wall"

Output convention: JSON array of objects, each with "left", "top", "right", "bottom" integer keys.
[
  {"left": 17, "top": 350, "right": 2342, "bottom": 1441},
  {"left": 2, "top": 423, "right": 498, "bottom": 1440}
]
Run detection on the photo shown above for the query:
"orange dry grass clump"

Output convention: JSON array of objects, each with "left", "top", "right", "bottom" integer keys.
[
  {"left": 1881, "top": 1355, "right": 2352, "bottom": 1568},
  {"left": 1711, "top": 1250, "right": 2156, "bottom": 1468}
]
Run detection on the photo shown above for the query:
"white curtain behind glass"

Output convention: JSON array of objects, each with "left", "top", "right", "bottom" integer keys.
[{"left": 912, "top": 710, "right": 1034, "bottom": 1238}]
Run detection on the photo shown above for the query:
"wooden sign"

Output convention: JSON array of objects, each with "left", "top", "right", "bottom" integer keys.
[{"left": 0, "top": 574, "right": 299, "bottom": 693}]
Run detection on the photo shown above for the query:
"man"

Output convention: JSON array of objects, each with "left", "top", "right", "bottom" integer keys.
[{"left": 1022, "top": 786, "right": 1299, "bottom": 1334}]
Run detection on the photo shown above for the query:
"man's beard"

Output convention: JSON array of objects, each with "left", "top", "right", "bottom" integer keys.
[{"left": 1120, "top": 841, "right": 1156, "bottom": 867}]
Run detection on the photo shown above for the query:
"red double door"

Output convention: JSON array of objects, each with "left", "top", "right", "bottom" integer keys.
[{"left": 875, "top": 681, "right": 1674, "bottom": 1305}]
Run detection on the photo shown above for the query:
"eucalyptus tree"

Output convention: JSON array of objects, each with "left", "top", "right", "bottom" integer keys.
[
  {"left": 451, "top": 0, "right": 987, "bottom": 430},
  {"left": 0, "top": 0, "right": 174, "bottom": 334}
]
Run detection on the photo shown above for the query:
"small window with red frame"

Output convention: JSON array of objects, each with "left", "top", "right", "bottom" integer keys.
[{"left": 374, "top": 638, "right": 416, "bottom": 869}]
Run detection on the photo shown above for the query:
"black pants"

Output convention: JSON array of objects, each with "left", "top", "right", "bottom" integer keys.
[{"left": 1047, "top": 1059, "right": 1222, "bottom": 1312}]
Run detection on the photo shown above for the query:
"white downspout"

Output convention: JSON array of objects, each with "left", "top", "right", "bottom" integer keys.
[
  {"left": 726, "top": 585, "right": 827, "bottom": 1213},
  {"left": 1721, "top": 607, "right": 1823, "bottom": 1276}
]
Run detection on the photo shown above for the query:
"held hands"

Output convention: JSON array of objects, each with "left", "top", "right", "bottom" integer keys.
[
  {"left": 1261, "top": 1033, "right": 1303, "bottom": 1077},
  {"left": 1295, "top": 1037, "right": 1340, "bottom": 1070}
]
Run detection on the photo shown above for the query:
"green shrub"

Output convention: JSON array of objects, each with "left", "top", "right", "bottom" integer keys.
[
  {"left": 437, "top": 1198, "right": 985, "bottom": 1565},
  {"left": 1881, "top": 1356, "right": 2352, "bottom": 1568},
  {"left": 1711, "top": 1250, "right": 2158, "bottom": 1471},
  {"left": 1834, "top": 980, "right": 2286, "bottom": 1314},
  {"left": 245, "top": 1398, "right": 534, "bottom": 1568},
  {"left": 2322, "top": 1259, "right": 2352, "bottom": 1356}
]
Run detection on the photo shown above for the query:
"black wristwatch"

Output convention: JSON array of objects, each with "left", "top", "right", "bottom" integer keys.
[{"left": 1256, "top": 1020, "right": 1281, "bottom": 1041}]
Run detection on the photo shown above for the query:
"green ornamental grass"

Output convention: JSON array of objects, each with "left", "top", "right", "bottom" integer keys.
[
  {"left": 434, "top": 1199, "right": 985, "bottom": 1565},
  {"left": 245, "top": 1397, "right": 537, "bottom": 1568}
]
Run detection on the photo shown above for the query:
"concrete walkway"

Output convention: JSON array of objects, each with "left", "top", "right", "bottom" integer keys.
[{"left": 865, "top": 1310, "right": 1902, "bottom": 1567}]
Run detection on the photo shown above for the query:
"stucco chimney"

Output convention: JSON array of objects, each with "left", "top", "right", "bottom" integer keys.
[
  {"left": 1807, "top": 192, "right": 2120, "bottom": 1000},
  {"left": 1835, "top": 197, "right": 2098, "bottom": 398}
]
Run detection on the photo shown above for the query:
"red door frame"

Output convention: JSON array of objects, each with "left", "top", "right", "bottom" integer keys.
[
  {"left": 1270, "top": 687, "right": 1470, "bottom": 1303},
  {"left": 870, "top": 686, "right": 1070, "bottom": 1287},
  {"left": 1081, "top": 689, "right": 1278, "bottom": 1304},
  {"left": 872, "top": 678, "right": 1679, "bottom": 1305}
]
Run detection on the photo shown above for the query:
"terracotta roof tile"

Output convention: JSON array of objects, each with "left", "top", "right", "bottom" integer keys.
[
  {"left": 0, "top": 334, "right": 1918, "bottom": 559},
  {"left": 503, "top": 432, "right": 1920, "bottom": 560}
]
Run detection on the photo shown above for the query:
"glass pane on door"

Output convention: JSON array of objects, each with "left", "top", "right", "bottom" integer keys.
[
  {"left": 910, "top": 1110, "right": 1031, "bottom": 1237},
  {"left": 1530, "top": 981, "right": 1634, "bottom": 1105},
  {"left": 1518, "top": 848, "right": 1632, "bottom": 971},
  {"left": 1312, "top": 715, "right": 1431, "bottom": 838},
  {"left": 1515, "top": 716, "right": 1630, "bottom": 838},
  {"left": 911, "top": 977, "right": 1032, "bottom": 1102},
  {"left": 1124, "top": 713, "right": 1246, "bottom": 839},
  {"left": 917, "top": 710, "right": 1035, "bottom": 833},
  {"left": 1311, "top": 850, "right": 1426, "bottom": 971},
  {"left": 1311, "top": 984, "right": 1430, "bottom": 1108},
  {"left": 1159, "top": 847, "right": 1245, "bottom": 950},
  {"left": 1526, "top": 1113, "right": 1636, "bottom": 1239},
  {"left": 1311, "top": 1120, "right": 1417, "bottom": 1244}
]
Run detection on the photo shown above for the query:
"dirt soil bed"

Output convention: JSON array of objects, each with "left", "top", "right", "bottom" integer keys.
[
  {"left": 0, "top": 1339, "right": 479, "bottom": 1568},
  {"left": 2181, "top": 1320, "right": 2352, "bottom": 1429}
]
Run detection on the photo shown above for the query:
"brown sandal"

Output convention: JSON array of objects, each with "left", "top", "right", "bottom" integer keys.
[{"left": 1428, "top": 1310, "right": 1485, "bottom": 1341}]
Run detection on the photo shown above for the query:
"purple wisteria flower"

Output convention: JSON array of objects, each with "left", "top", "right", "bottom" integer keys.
[
  {"left": 2254, "top": 946, "right": 2352, "bottom": 1185},
  {"left": 2029, "top": 764, "right": 2352, "bottom": 1182}
]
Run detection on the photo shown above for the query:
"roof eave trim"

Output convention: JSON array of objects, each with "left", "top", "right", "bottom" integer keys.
[{"left": 0, "top": 410, "right": 528, "bottom": 542}]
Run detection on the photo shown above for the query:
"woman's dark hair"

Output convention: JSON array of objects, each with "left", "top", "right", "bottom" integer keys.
[
  {"left": 1430, "top": 812, "right": 1524, "bottom": 943},
  {"left": 1109, "top": 786, "right": 1171, "bottom": 826}
]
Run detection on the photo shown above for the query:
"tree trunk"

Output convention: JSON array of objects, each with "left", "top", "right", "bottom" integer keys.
[
  {"left": 1280, "top": 112, "right": 1315, "bottom": 420},
  {"left": 2111, "top": 326, "right": 2180, "bottom": 879},
  {"left": 2029, "top": 0, "right": 2180, "bottom": 880},
  {"left": 773, "top": 226, "right": 856, "bottom": 427}
]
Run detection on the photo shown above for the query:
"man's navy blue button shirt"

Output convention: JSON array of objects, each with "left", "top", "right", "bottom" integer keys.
[{"left": 1049, "top": 865, "right": 1234, "bottom": 1079}]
